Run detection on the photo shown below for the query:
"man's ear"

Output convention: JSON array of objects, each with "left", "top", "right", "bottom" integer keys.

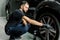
[
  {"left": 21, "top": 5, "right": 24, "bottom": 8},
  {"left": 20, "top": 5, "right": 22, "bottom": 8}
]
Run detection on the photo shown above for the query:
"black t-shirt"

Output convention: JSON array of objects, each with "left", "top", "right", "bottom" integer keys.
[{"left": 8, "top": 9, "right": 25, "bottom": 24}]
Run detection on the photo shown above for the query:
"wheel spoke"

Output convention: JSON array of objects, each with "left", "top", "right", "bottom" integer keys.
[
  {"left": 40, "top": 20, "right": 43, "bottom": 23},
  {"left": 40, "top": 31, "right": 46, "bottom": 34},
  {"left": 47, "top": 17, "right": 51, "bottom": 24},
  {"left": 49, "top": 29, "right": 56, "bottom": 34},
  {"left": 42, "top": 17, "right": 46, "bottom": 24},
  {"left": 50, "top": 19, "right": 53, "bottom": 25},
  {"left": 49, "top": 32, "right": 55, "bottom": 38},
  {"left": 46, "top": 32, "right": 49, "bottom": 40}
]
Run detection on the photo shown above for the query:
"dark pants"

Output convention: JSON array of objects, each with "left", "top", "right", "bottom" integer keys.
[{"left": 7, "top": 24, "right": 31, "bottom": 38}]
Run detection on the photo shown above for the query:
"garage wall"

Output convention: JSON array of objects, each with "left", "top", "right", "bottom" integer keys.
[{"left": 0, "top": 0, "right": 8, "bottom": 17}]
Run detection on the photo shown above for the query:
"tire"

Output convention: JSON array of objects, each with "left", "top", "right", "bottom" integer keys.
[{"left": 36, "top": 12, "right": 59, "bottom": 40}]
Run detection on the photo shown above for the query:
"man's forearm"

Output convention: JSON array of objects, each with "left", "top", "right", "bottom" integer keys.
[
  {"left": 23, "top": 16, "right": 43, "bottom": 27},
  {"left": 29, "top": 19, "right": 43, "bottom": 27}
]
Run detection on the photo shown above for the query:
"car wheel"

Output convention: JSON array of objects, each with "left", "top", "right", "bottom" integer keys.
[{"left": 36, "top": 13, "right": 59, "bottom": 40}]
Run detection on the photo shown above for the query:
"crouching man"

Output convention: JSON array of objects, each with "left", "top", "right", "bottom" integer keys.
[{"left": 5, "top": 1, "right": 44, "bottom": 40}]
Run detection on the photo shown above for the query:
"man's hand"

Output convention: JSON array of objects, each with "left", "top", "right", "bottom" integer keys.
[
  {"left": 43, "top": 24, "right": 50, "bottom": 27},
  {"left": 22, "top": 18, "right": 27, "bottom": 25},
  {"left": 43, "top": 24, "right": 52, "bottom": 29},
  {"left": 39, "top": 23, "right": 44, "bottom": 26}
]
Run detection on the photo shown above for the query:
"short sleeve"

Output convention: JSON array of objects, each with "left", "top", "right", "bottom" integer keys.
[{"left": 9, "top": 10, "right": 25, "bottom": 21}]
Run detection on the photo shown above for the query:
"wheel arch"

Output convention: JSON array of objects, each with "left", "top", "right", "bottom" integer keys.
[{"left": 35, "top": 1, "right": 60, "bottom": 23}]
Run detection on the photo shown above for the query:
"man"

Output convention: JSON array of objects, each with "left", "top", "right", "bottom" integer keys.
[{"left": 5, "top": 1, "right": 45, "bottom": 40}]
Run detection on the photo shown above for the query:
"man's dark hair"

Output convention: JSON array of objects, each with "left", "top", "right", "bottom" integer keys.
[{"left": 19, "top": 1, "right": 29, "bottom": 8}]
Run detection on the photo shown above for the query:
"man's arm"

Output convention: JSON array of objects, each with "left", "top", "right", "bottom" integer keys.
[
  {"left": 22, "top": 18, "right": 27, "bottom": 25},
  {"left": 22, "top": 16, "right": 43, "bottom": 27}
]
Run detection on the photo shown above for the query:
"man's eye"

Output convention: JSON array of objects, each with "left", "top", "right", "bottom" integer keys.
[{"left": 25, "top": 7, "right": 29, "bottom": 8}]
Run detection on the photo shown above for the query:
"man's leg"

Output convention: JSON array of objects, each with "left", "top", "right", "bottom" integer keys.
[
  {"left": 9, "top": 24, "right": 31, "bottom": 40},
  {"left": 8, "top": 25, "right": 23, "bottom": 40},
  {"left": 15, "top": 24, "right": 31, "bottom": 34}
]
